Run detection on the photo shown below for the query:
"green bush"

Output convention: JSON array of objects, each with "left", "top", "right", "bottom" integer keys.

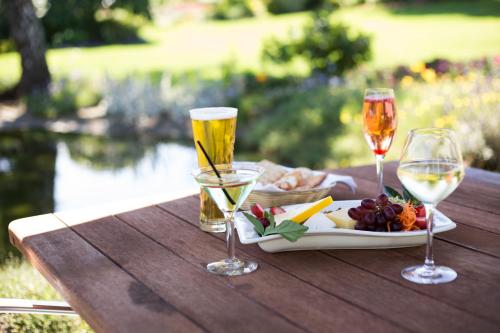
[
  {"left": 265, "top": 0, "right": 327, "bottom": 14},
  {"left": 210, "top": 0, "right": 254, "bottom": 20},
  {"left": 241, "top": 85, "right": 348, "bottom": 168},
  {"left": 42, "top": 0, "right": 149, "bottom": 46},
  {"left": 262, "top": 9, "right": 371, "bottom": 76},
  {"left": 24, "top": 79, "right": 101, "bottom": 119}
]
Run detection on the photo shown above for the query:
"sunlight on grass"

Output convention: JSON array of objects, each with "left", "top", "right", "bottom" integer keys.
[
  {"left": 0, "top": 2, "right": 499, "bottom": 81},
  {"left": 0, "top": 257, "right": 91, "bottom": 332}
]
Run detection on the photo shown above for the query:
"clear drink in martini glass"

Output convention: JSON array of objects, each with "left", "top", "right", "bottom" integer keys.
[{"left": 193, "top": 163, "right": 264, "bottom": 276}]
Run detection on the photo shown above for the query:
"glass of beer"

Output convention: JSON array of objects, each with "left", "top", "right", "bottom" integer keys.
[{"left": 189, "top": 107, "right": 238, "bottom": 233}]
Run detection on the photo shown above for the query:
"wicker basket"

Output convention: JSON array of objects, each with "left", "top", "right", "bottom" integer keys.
[{"left": 241, "top": 186, "right": 334, "bottom": 211}]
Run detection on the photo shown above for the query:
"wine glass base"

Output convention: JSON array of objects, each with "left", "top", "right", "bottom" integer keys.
[
  {"left": 207, "top": 258, "right": 258, "bottom": 276},
  {"left": 401, "top": 265, "right": 457, "bottom": 284}
]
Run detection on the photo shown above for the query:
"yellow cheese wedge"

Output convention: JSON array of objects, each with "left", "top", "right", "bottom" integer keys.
[
  {"left": 325, "top": 208, "right": 356, "bottom": 229},
  {"left": 274, "top": 196, "right": 334, "bottom": 225}
]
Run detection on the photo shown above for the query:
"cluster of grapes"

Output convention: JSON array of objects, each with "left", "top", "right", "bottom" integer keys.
[{"left": 348, "top": 193, "right": 404, "bottom": 232}]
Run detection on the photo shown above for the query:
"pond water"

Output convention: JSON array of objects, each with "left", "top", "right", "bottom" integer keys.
[{"left": 0, "top": 130, "right": 201, "bottom": 262}]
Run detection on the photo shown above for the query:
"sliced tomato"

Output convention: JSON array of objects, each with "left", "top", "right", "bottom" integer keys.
[
  {"left": 250, "top": 203, "right": 265, "bottom": 219},
  {"left": 415, "top": 217, "right": 427, "bottom": 229},
  {"left": 415, "top": 205, "right": 426, "bottom": 218},
  {"left": 270, "top": 206, "right": 286, "bottom": 215}
]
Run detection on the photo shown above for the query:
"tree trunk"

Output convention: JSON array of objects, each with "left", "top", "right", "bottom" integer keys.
[{"left": 4, "top": 0, "right": 51, "bottom": 96}]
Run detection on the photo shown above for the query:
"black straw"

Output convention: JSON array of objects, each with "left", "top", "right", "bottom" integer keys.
[{"left": 196, "top": 140, "right": 236, "bottom": 205}]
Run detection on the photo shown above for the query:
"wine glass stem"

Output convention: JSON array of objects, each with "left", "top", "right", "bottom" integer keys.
[
  {"left": 375, "top": 154, "right": 385, "bottom": 193},
  {"left": 224, "top": 211, "right": 236, "bottom": 260},
  {"left": 423, "top": 203, "right": 436, "bottom": 270}
]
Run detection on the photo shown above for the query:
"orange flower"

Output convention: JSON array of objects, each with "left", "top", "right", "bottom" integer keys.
[{"left": 255, "top": 73, "right": 267, "bottom": 83}]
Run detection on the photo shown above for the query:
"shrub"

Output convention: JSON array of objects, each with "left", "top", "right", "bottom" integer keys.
[
  {"left": 262, "top": 9, "right": 371, "bottom": 77},
  {"left": 242, "top": 84, "right": 348, "bottom": 168},
  {"left": 24, "top": 78, "right": 102, "bottom": 119},
  {"left": 42, "top": 0, "right": 149, "bottom": 46},
  {"left": 210, "top": 0, "right": 254, "bottom": 20},
  {"left": 265, "top": 0, "right": 327, "bottom": 14}
]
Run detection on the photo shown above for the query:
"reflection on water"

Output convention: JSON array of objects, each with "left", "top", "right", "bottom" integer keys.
[{"left": 0, "top": 130, "right": 199, "bottom": 261}]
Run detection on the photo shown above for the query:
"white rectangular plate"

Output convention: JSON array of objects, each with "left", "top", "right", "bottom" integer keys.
[{"left": 235, "top": 200, "right": 456, "bottom": 253}]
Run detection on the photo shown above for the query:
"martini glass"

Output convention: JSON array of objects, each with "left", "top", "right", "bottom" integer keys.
[{"left": 193, "top": 163, "right": 264, "bottom": 276}]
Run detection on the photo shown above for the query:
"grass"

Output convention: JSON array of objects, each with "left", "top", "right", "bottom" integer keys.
[
  {"left": 0, "top": 256, "right": 91, "bottom": 332},
  {"left": 1, "top": 0, "right": 499, "bottom": 83}
]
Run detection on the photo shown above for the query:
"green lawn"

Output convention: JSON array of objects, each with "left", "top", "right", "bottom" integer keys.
[{"left": 0, "top": 0, "right": 499, "bottom": 82}]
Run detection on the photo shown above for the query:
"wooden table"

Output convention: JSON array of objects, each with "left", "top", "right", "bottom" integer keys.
[{"left": 8, "top": 163, "right": 500, "bottom": 333}]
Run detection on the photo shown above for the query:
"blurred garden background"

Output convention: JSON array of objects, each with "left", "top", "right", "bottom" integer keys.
[{"left": 0, "top": 0, "right": 499, "bottom": 331}]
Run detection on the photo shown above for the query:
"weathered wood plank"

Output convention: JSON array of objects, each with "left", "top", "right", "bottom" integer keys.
[
  {"left": 117, "top": 206, "right": 405, "bottom": 333},
  {"left": 326, "top": 242, "right": 500, "bottom": 325},
  {"left": 159, "top": 197, "right": 500, "bottom": 333},
  {"left": 9, "top": 214, "right": 202, "bottom": 333},
  {"left": 54, "top": 212, "right": 305, "bottom": 333}
]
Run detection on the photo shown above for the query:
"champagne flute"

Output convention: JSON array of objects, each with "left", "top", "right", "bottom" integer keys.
[
  {"left": 193, "top": 162, "right": 264, "bottom": 276},
  {"left": 397, "top": 128, "right": 465, "bottom": 284},
  {"left": 362, "top": 88, "right": 398, "bottom": 193}
]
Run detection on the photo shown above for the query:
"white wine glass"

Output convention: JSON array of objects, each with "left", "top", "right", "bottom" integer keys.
[
  {"left": 397, "top": 128, "right": 465, "bottom": 284},
  {"left": 193, "top": 162, "right": 264, "bottom": 276}
]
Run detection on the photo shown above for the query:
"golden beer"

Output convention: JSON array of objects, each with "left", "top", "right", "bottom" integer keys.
[{"left": 190, "top": 107, "right": 237, "bottom": 232}]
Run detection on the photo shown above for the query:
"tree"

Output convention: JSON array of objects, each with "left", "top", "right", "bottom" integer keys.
[
  {"left": 262, "top": 9, "right": 371, "bottom": 77},
  {"left": 3, "top": 0, "right": 50, "bottom": 97}
]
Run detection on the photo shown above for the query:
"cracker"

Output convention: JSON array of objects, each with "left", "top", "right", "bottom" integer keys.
[
  {"left": 257, "top": 160, "right": 287, "bottom": 185},
  {"left": 296, "top": 172, "right": 327, "bottom": 190}
]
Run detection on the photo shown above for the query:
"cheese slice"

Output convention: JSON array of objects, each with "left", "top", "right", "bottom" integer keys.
[
  {"left": 274, "top": 196, "right": 334, "bottom": 225},
  {"left": 304, "top": 213, "right": 336, "bottom": 230},
  {"left": 325, "top": 208, "right": 356, "bottom": 229}
]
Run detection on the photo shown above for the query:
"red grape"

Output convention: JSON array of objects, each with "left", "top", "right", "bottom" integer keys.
[
  {"left": 348, "top": 208, "right": 360, "bottom": 220},
  {"left": 391, "top": 204, "right": 403, "bottom": 214},
  {"left": 376, "top": 193, "right": 389, "bottom": 206},
  {"left": 375, "top": 213, "right": 386, "bottom": 226},
  {"left": 391, "top": 222, "right": 402, "bottom": 232},
  {"left": 364, "top": 212, "right": 376, "bottom": 226},
  {"left": 383, "top": 206, "right": 396, "bottom": 220},
  {"left": 361, "top": 199, "right": 376, "bottom": 210},
  {"left": 355, "top": 223, "right": 366, "bottom": 231}
]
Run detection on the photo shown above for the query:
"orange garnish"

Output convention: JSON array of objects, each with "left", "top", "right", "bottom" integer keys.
[{"left": 399, "top": 203, "right": 418, "bottom": 231}]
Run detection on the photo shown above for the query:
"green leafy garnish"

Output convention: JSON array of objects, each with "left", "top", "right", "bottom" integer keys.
[
  {"left": 383, "top": 185, "right": 403, "bottom": 199},
  {"left": 402, "top": 185, "right": 421, "bottom": 206},
  {"left": 243, "top": 212, "right": 265, "bottom": 235},
  {"left": 384, "top": 185, "right": 422, "bottom": 206},
  {"left": 263, "top": 220, "right": 308, "bottom": 242},
  {"left": 243, "top": 212, "right": 308, "bottom": 242},
  {"left": 264, "top": 211, "right": 276, "bottom": 229}
]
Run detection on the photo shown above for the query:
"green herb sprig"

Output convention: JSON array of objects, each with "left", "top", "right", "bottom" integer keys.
[
  {"left": 243, "top": 211, "right": 308, "bottom": 242},
  {"left": 384, "top": 185, "right": 422, "bottom": 206}
]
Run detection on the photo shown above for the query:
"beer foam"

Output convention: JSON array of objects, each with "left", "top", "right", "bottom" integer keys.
[{"left": 189, "top": 107, "right": 237, "bottom": 120}]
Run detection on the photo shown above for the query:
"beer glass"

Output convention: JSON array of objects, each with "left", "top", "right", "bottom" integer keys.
[{"left": 189, "top": 107, "right": 237, "bottom": 233}]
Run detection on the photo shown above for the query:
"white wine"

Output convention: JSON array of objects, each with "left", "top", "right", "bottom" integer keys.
[
  {"left": 196, "top": 170, "right": 258, "bottom": 213},
  {"left": 397, "top": 160, "right": 464, "bottom": 204}
]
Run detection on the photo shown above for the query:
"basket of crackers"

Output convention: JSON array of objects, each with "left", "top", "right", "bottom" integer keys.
[{"left": 241, "top": 160, "right": 356, "bottom": 210}]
